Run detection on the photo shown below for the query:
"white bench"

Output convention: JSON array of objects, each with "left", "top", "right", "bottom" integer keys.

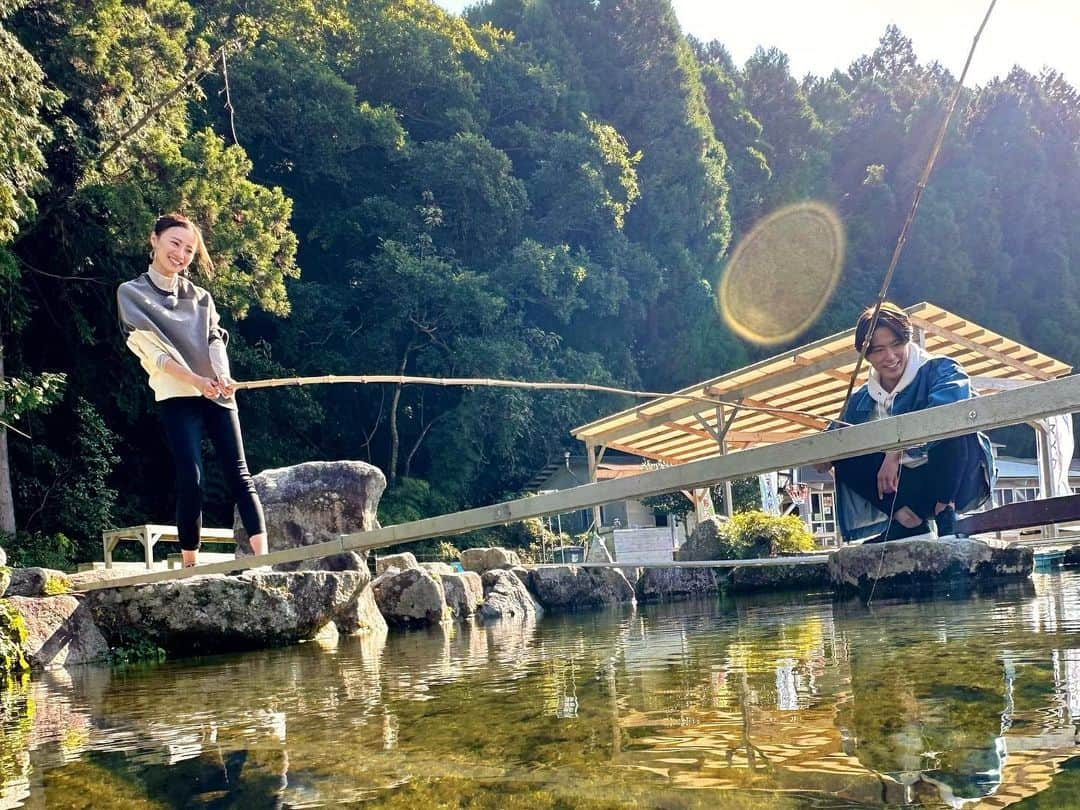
[{"left": 102, "top": 524, "right": 236, "bottom": 569}]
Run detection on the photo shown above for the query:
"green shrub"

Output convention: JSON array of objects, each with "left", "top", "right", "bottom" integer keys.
[
  {"left": 716, "top": 511, "right": 815, "bottom": 559},
  {"left": 0, "top": 531, "right": 76, "bottom": 571},
  {"left": 105, "top": 628, "right": 166, "bottom": 666},
  {"left": 434, "top": 541, "right": 460, "bottom": 562},
  {"left": 0, "top": 600, "right": 28, "bottom": 677}
]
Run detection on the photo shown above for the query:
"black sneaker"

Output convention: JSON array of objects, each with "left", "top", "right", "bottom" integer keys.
[
  {"left": 935, "top": 506, "right": 957, "bottom": 539},
  {"left": 863, "top": 520, "right": 935, "bottom": 544}
]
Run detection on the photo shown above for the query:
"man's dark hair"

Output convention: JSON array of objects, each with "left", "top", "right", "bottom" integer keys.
[{"left": 854, "top": 302, "right": 912, "bottom": 351}]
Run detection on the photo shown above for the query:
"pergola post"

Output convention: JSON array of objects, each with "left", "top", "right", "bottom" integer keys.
[
  {"left": 585, "top": 443, "right": 602, "bottom": 531},
  {"left": 1034, "top": 423, "right": 1057, "bottom": 540},
  {"left": 717, "top": 404, "right": 734, "bottom": 517}
]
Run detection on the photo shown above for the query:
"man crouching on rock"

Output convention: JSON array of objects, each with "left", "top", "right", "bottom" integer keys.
[{"left": 816, "top": 303, "right": 995, "bottom": 544}]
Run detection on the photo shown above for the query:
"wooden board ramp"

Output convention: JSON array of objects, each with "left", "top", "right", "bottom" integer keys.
[
  {"left": 74, "top": 374, "right": 1080, "bottom": 592},
  {"left": 957, "top": 494, "right": 1080, "bottom": 536}
]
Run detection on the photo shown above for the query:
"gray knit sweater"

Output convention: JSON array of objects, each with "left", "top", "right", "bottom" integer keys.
[{"left": 117, "top": 273, "right": 236, "bottom": 409}]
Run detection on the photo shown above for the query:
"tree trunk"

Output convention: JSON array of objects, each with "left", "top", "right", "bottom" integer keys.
[
  {"left": 388, "top": 381, "right": 402, "bottom": 485},
  {"left": 0, "top": 335, "right": 16, "bottom": 534},
  {"left": 387, "top": 340, "right": 415, "bottom": 485}
]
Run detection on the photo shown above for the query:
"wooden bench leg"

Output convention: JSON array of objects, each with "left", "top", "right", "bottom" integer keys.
[{"left": 143, "top": 526, "right": 156, "bottom": 570}]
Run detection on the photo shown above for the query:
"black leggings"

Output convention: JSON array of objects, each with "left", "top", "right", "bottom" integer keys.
[
  {"left": 834, "top": 434, "right": 981, "bottom": 520},
  {"left": 159, "top": 397, "right": 266, "bottom": 551}
]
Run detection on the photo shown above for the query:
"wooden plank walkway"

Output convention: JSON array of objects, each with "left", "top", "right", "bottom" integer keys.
[{"left": 73, "top": 373, "right": 1080, "bottom": 592}]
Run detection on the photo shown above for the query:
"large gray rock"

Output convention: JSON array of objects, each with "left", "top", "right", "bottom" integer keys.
[
  {"left": 529, "top": 566, "right": 636, "bottom": 611},
  {"left": 236, "top": 460, "right": 385, "bottom": 572},
  {"left": 422, "top": 561, "right": 458, "bottom": 576},
  {"left": 85, "top": 570, "right": 371, "bottom": 654},
  {"left": 440, "top": 571, "right": 484, "bottom": 619},
  {"left": 335, "top": 584, "right": 388, "bottom": 637},
  {"left": 829, "top": 537, "right": 1034, "bottom": 597},
  {"left": 4, "top": 567, "right": 72, "bottom": 598},
  {"left": 728, "top": 561, "right": 831, "bottom": 593},
  {"left": 675, "top": 516, "right": 726, "bottom": 561},
  {"left": 460, "top": 547, "right": 521, "bottom": 574},
  {"left": 376, "top": 552, "right": 419, "bottom": 575},
  {"left": 373, "top": 568, "right": 447, "bottom": 627},
  {"left": 6, "top": 595, "right": 108, "bottom": 669},
  {"left": 509, "top": 566, "right": 531, "bottom": 587},
  {"left": 479, "top": 570, "right": 542, "bottom": 621},
  {"left": 636, "top": 567, "right": 722, "bottom": 602}
]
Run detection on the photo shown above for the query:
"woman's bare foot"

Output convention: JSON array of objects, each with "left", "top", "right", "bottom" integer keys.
[{"left": 181, "top": 548, "right": 198, "bottom": 568}]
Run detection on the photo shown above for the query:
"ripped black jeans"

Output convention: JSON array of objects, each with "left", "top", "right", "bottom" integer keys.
[{"left": 833, "top": 434, "right": 982, "bottom": 520}]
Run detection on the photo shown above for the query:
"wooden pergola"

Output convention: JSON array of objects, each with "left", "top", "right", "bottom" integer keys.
[{"left": 571, "top": 303, "right": 1072, "bottom": 513}]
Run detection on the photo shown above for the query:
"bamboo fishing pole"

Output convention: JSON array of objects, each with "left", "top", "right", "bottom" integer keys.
[
  {"left": 231, "top": 374, "right": 847, "bottom": 426},
  {"left": 839, "top": 0, "right": 998, "bottom": 419}
]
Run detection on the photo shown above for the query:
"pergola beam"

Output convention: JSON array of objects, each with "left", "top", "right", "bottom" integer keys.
[{"left": 910, "top": 316, "right": 1056, "bottom": 380}]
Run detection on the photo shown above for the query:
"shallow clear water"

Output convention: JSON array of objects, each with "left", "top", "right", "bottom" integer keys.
[{"left": 5, "top": 571, "right": 1080, "bottom": 808}]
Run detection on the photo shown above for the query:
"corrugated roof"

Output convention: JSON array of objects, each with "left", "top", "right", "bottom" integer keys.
[{"left": 572, "top": 302, "right": 1072, "bottom": 464}]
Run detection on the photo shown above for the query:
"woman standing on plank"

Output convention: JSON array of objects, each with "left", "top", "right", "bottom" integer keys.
[
  {"left": 117, "top": 213, "right": 268, "bottom": 567},
  {"left": 822, "top": 303, "right": 995, "bottom": 543}
]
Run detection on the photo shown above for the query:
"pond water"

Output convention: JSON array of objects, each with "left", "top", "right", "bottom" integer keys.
[{"left": 5, "top": 570, "right": 1080, "bottom": 808}]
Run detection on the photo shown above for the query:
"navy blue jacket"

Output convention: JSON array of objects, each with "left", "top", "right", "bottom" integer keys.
[{"left": 835, "top": 356, "right": 996, "bottom": 541}]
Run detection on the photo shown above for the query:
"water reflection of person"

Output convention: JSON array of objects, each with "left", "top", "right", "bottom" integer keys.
[
  {"left": 145, "top": 744, "right": 289, "bottom": 808},
  {"left": 845, "top": 625, "right": 1006, "bottom": 804}
]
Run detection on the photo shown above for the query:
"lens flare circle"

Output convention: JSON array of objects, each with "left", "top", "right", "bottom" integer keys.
[{"left": 718, "top": 201, "right": 845, "bottom": 346}]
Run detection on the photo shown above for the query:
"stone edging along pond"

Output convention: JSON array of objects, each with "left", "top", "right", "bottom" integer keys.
[{"left": 0, "top": 536, "right": 1035, "bottom": 676}]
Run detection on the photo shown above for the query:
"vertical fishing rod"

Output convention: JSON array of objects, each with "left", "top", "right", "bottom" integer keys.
[{"left": 839, "top": 0, "right": 998, "bottom": 420}]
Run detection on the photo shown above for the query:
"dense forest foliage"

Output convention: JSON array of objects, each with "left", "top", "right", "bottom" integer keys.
[{"left": 2, "top": 0, "right": 1078, "bottom": 565}]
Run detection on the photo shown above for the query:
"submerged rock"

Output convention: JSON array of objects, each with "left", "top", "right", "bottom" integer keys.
[
  {"left": 528, "top": 566, "right": 636, "bottom": 610},
  {"left": 1063, "top": 545, "right": 1080, "bottom": 567},
  {"left": 85, "top": 570, "right": 372, "bottom": 654},
  {"left": 373, "top": 568, "right": 448, "bottom": 627},
  {"left": 440, "top": 571, "right": 483, "bottom": 619},
  {"left": 829, "top": 537, "right": 1033, "bottom": 597},
  {"left": 236, "top": 460, "right": 385, "bottom": 572},
  {"left": 636, "top": 567, "right": 722, "bottom": 602},
  {"left": 479, "top": 570, "right": 542, "bottom": 621},
  {"left": 6, "top": 595, "right": 108, "bottom": 669}
]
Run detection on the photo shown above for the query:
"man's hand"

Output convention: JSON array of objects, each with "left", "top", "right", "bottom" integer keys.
[{"left": 877, "top": 451, "right": 902, "bottom": 500}]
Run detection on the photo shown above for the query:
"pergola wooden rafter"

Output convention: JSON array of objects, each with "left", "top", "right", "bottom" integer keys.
[{"left": 571, "top": 303, "right": 1072, "bottom": 508}]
